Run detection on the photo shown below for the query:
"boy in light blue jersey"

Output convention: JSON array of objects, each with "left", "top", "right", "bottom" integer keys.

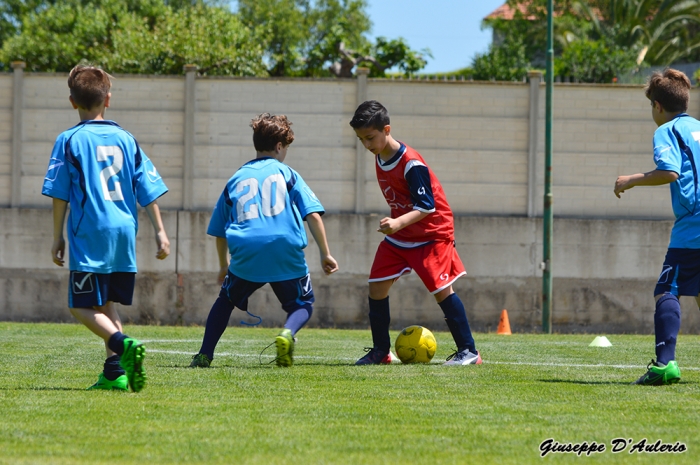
[
  {"left": 614, "top": 68, "right": 700, "bottom": 385},
  {"left": 190, "top": 113, "right": 338, "bottom": 368},
  {"left": 42, "top": 65, "right": 170, "bottom": 392}
]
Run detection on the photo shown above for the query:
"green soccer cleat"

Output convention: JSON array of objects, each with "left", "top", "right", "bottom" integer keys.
[
  {"left": 87, "top": 373, "right": 128, "bottom": 391},
  {"left": 275, "top": 329, "right": 295, "bottom": 367},
  {"left": 632, "top": 360, "right": 681, "bottom": 386},
  {"left": 189, "top": 353, "right": 212, "bottom": 368},
  {"left": 120, "top": 337, "right": 146, "bottom": 392}
]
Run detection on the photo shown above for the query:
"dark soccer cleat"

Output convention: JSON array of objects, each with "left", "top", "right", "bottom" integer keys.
[
  {"left": 87, "top": 373, "right": 128, "bottom": 391},
  {"left": 355, "top": 347, "right": 392, "bottom": 365},
  {"left": 121, "top": 337, "right": 146, "bottom": 392},
  {"left": 632, "top": 360, "right": 681, "bottom": 385},
  {"left": 444, "top": 349, "right": 482, "bottom": 366},
  {"left": 189, "top": 353, "right": 212, "bottom": 368}
]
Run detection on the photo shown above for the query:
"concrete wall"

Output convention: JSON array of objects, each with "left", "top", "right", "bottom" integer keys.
[
  {"left": 3, "top": 70, "right": 700, "bottom": 333},
  {"left": 3, "top": 208, "right": 700, "bottom": 334},
  {"left": 4, "top": 69, "right": 699, "bottom": 220}
]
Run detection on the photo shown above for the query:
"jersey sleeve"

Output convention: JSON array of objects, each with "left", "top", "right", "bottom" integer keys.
[
  {"left": 42, "top": 134, "right": 71, "bottom": 201},
  {"left": 653, "top": 126, "right": 682, "bottom": 174},
  {"left": 287, "top": 169, "right": 324, "bottom": 218},
  {"left": 404, "top": 161, "right": 436, "bottom": 213},
  {"left": 133, "top": 147, "right": 168, "bottom": 207},
  {"left": 207, "top": 185, "right": 233, "bottom": 237}
]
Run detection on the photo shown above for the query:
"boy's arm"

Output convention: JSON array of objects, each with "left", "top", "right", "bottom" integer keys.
[
  {"left": 51, "top": 198, "right": 68, "bottom": 267},
  {"left": 305, "top": 212, "right": 339, "bottom": 275},
  {"left": 614, "top": 169, "right": 679, "bottom": 198},
  {"left": 215, "top": 236, "right": 229, "bottom": 284},
  {"left": 377, "top": 209, "right": 429, "bottom": 235},
  {"left": 144, "top": 201, "right": 171, "bottom": 260}
]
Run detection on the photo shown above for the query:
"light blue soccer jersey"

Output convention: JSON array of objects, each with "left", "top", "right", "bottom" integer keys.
[
  {"left": 653, "top": 114, "right": 700, "bottom": 248},
  {"left": 207, "top": 157, "right": 324, "bottom": 282},
  {"left": 42, "top": 120, "right": 168, "bottom": 272}
]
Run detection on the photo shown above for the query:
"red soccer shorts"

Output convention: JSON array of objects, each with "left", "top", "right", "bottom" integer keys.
[{"left": 369, "top": 239, "right": 466, "bottom": 294}]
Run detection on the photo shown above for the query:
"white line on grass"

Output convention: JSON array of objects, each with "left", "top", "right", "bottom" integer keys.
[{"left": 146, "top": 349, "right": 700, "bottom": 370}]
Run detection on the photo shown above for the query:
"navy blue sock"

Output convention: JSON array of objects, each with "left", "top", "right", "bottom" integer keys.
[
  {"left": 654, "top": 294, "right": 681, "bottom": 365},
  {"left": 103, "top": 354, "right": 125, "bottom": 381},
  {"left": 107, "top": 332, "right": 127, "bottom": 356},
  {"left": 285, "top": 307, "right": 312, "bottom": 336},
  {"left": 368, "top": 296, "right": 391, "bottom": 352},
  {"left": 199, "top": 296, "right": 236, "bottom": 359},
  {"left": 439, "top": 293, "right": 476, "bottom": 353}
]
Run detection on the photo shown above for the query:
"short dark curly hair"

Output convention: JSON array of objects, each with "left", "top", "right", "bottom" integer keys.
[{"left": 250, "top": 113, "right": 295, "bottom": 152}]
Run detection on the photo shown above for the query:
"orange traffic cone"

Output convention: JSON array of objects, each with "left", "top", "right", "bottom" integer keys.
[{"left": 497, "top": 309, "right": 512, "bottom": 335}]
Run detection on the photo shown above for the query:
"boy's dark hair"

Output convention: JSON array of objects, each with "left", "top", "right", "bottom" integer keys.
[
  {"left": 68, "top": 65, "right": 112, "bottom": 111},
  {"left": 250, "top": 113, "right": 295, "bottom": 152},
  {"left": 645, "top": 68, "right": 691, "bottom": 114},
  {"left": 349, "top": 100, "right": 390, "bottom": 130}
]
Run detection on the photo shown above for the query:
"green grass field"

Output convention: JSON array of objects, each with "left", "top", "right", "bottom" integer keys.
[{"left": 1, "top": 322, "right": 698, "bottom": 464}]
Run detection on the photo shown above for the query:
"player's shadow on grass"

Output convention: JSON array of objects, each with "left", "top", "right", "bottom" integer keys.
[
  {"left": 0, "top": 386, "right": 85, "bottom": 391},
  {"left": 540, "top": 379, "right": 636, "bottom": 386},
  {"left": 540, "top": 378, "right": 696, "bottom": 386},
  {"left": 159, "top": 361, "right": 351, "bottom": 369}
]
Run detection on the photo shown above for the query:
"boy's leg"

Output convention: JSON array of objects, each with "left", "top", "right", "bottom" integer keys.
[
  {"left": 192, "top": 272, "right": 262, "bottom": 367},
  {"left": 355, "top": 280, "right": 394, "bottom": 365},
  {"left": 270, "top": 275, "right": 316, "bottom": 367},
  {"left": 368, "top": 279, "right": 394, "bottom": 352},
  {"left": 196, "top": 296, "right": 236, "bottom": 362},
  {"left": 654, "top": 293, "right": 681, "bottom": 365},
  {"left": 436, "top": 289, "right": 476, "bottom": 353}
]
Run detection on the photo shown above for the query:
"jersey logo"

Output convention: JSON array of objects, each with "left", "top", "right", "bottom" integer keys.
[
  {"left": 381, "top": 184, "right": 396, "bottom": 201},
  {"left": 692, "top": 132, "right": 700, "bottom": 142},
  {"left": 657, "top": 265, "right": 673, "bottom": 284},
  {"left": 440, "top": 273, "right": 449, "bottom": 281},
  {"left": 44, "top": 158, "right": 64, "bottom": 182},
  {"left": 418, "top": 187, "right": 426, "bottom": 195},
  {"left": 303, "top": 186, "right": 318, "bottom": 200},
  {"left": 71, "top": 272, "right": 94, "bottom": 294},
  {"left": 145, "top": 160, "right": 162, "bottom": 183},
  {"left": 300, "top": 274, "right": 312, "bottom": 296}
]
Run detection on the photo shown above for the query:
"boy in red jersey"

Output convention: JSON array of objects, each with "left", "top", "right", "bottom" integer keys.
[{"left": 350, "top": 100, "right": 480, "bottom": 365}]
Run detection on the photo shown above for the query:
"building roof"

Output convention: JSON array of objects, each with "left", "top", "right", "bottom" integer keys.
[{"left": 485, "top": 3, "right": 537, "bottom": 20}]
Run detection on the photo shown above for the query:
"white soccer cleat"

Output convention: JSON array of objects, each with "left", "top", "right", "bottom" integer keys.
[
  {"left": 388, "top": 350, "right": 401, "bottom": 363},
  {"left": 444, "top": 349, "right": 482, "bottom": 365}
]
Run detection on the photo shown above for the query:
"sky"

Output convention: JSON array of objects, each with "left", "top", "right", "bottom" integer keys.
[
  {"left": 365, "top": 0, "right": 506, "bottom": 74},
  {"left": 229, "top": 0, "right": 507, "bottom": 74}
]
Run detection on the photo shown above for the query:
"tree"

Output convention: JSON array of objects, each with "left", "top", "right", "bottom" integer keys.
[
  {"left": 0, "top": 0, "right": 267, "bottom": 75},
  {"left": 237, "top": 0, "right": 429, "bottom": 77},
  {"left": 478, "top": 0, "right": 700, "bottom": 82}
]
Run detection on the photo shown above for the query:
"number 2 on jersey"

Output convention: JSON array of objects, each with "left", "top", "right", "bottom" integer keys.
[
  {"left": 235, "top": 173, "right": 286, "bottom": 222},
  {"left": 97, "top": 146, "right": 124, "bottom": 201}
]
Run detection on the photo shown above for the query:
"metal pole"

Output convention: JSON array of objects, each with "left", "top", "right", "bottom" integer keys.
[{"left": 542, "top": 0, "right": 554, "bottom": 333}]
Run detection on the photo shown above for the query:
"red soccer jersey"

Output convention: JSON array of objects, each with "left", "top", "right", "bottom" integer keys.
[{"left": 375, "top": 143, "right": 454, "bottom": 243}]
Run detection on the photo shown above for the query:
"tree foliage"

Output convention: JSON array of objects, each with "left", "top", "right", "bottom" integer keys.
[
  {"left": 237, "top": 0, "right": 429, "bottom": 77},
  {"left": 0, "top": 0, "right": 267, "bottom": 75},
  {"left": 477, "top": 0, "right": 700, "bottom": 83},
  {"left": 0, "top": 0, "right": 429, "bottom": 77}
]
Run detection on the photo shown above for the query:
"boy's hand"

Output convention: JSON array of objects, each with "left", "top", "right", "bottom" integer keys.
[
  {"left": 614, "top": 175, "right": 633, "bottom": 198},
  {"left": 377, "top": 217, "right": 401, "bottom": 235},
  {"left": 51, "top": 237, "right": 65, "bottom": 267},
  {"left": 217, "top": 266, "right": 228, "bottom": 284},
  {"left": 321, "top": 255, "right": 339, "bottom": 275},
  {"left": 155, "top": 231, "right": 170, "bottom": 259}
]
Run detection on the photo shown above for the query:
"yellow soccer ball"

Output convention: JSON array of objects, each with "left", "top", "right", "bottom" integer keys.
[{"left": 395, "top": 325, "right": 437, "bottom": 364}]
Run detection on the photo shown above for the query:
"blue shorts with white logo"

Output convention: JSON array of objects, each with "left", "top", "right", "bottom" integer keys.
[
  {"left": 68, "top": 271, "right": 136, "bottom": 308},
  {"left": 220, "top": 270, "right": 315, "bottom": 314},
  {"left": 654, "top": 248, "right": 700, "bottom": 297}
]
